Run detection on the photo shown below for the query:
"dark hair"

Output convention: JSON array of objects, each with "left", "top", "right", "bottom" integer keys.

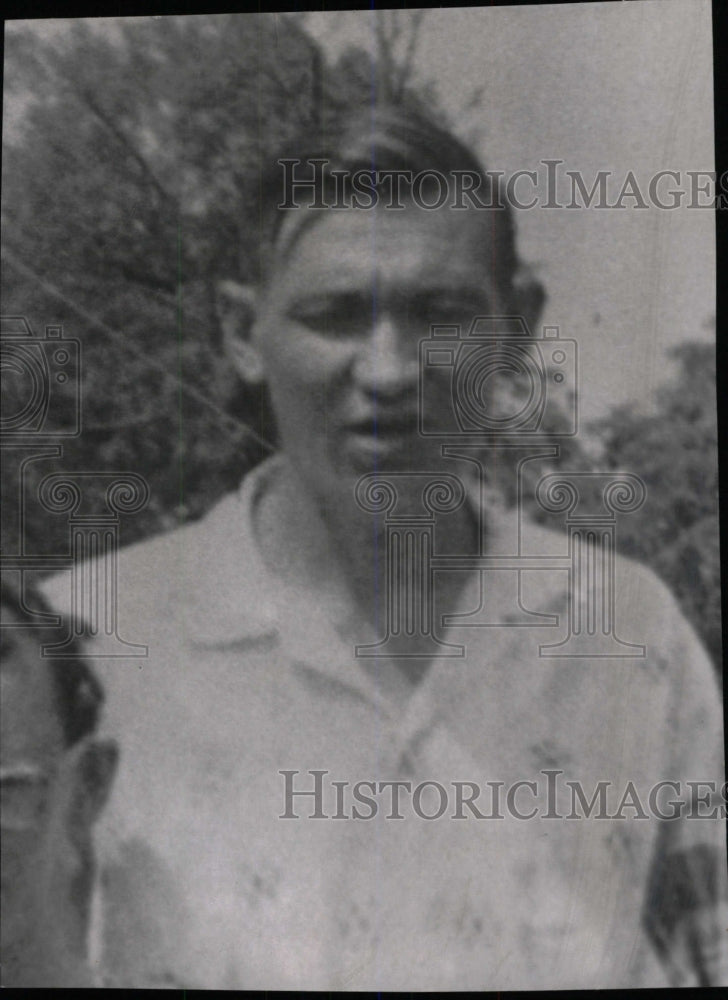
[
  {"left": 0, "top": 575, "right": 104, "bottom": 748},
  {"left": 254, "top": 101, "right": 523, "bottom": 300}
]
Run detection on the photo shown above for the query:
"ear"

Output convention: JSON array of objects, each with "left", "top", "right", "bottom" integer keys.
[
  {"left": 215, "top": 279, "right": 266, "bottom": 385},
  {"left": 510, "top": 269, "right": 547, "bottom": 335},
  {"left": 69, "top": 738, "right": 119, "bottom": 831}
]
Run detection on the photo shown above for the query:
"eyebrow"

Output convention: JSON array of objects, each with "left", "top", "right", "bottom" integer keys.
[
  {"left": 286, "top": 284, "right": 493, "bottom": 305},
  {"left": 269, "top": 208, "right": 329, "bottom": 276}
]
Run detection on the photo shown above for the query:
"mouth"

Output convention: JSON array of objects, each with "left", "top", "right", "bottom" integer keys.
[
  {"left": 346, "top": 414, "right": 418, "bottom": 439},
  {"left": 341, "top": 416, "right": 422, "bottom": 467}
]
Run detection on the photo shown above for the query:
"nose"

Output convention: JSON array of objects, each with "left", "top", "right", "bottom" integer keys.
[{"left": 353, "top": 312, "right": 419, "bottom": 398}]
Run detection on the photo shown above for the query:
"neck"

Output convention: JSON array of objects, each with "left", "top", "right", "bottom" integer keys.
[{"left": 255, "top": 455, "right": 477, "bottom": 630}]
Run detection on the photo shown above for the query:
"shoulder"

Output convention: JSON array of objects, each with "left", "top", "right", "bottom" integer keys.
[
  {"left": 516, "top": 508, "right": 680, "bottom": 621},
  {"left": 593, "top": 544, "right": 720, "bottom": 715},
  {"left": 40, "top": 487, "right": 246, "bottom": 627},
  {"left": 518, "top": 507, "right": 714, "bottom": 681}
]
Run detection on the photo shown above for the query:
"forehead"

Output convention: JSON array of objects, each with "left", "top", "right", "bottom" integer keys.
[
  {"left": 0, "top": 625, "right": 63, "bottom": 763},
  {"left": 268, "top": 204, "right": 502, "bottom": 296}
]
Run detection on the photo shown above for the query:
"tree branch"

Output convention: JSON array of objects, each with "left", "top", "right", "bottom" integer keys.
[{"left": 72, "top": 82, "right": 176, "bottom": 211}]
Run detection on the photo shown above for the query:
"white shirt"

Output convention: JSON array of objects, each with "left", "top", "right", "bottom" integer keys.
[{"left": 44, "top": 456, "right": 728, "bottom": 988}]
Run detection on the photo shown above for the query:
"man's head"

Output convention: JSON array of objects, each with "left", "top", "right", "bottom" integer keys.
[
  {"left": 218, "top": 102, "right": 545, "bottom": 497},
  {"left": 0, "top": 577, "right": 117, "bottom": 986}
]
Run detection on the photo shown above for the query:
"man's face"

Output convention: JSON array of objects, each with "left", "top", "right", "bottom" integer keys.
[
  {"left": 247, "top": 203, "right": 503, "bottom": 495},
  {"left": 0, "top": 617, "right": 110, "bottom": 986}
]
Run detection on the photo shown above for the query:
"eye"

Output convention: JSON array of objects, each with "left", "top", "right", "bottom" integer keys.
[
  {"left": 412, "top": 293, "right": 490, "bottom": 329},
  {"left": 288, "top": 293, "right": 373, "bottom": 338}
]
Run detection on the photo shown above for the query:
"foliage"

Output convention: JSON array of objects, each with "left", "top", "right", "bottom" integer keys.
[
  {"left": 588, "top": 341, "right": 721, "bottom": 667},
  {"left": 2, "top": 15, "right": 386, "bottom": 546}
]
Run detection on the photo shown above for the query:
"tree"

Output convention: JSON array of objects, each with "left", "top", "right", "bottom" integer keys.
[
  {"left": 588, "top": 339, "right": 721, "bottom": 669},
  {"left": 2, "top": 15, "right": 340, "bottom": 553}
]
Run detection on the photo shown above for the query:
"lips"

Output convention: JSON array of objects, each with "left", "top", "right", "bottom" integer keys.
[
  {"left": 346, "top": 413, "right": 418, "bottom": 437},
  {"left": 340, "top": 413, "right": 425, "bottom": 470}
]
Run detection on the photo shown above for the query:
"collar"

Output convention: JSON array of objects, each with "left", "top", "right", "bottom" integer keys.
[
  {"left": 183, "top": 458, "right": 282, "bottom": 647},
  {"left": 183, "top": 455, "right": 566, "bottom": 649}
]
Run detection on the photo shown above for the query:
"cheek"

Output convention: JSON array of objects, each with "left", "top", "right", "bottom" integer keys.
[
  {"left": 1, "top": 836, "right": 39, "bottom": 904},
  {"left": 0, "top": 830, "right": 59, "bottom": 935},
  {"left": 260, "top": 330, "right": 353, "bottom": 407}
]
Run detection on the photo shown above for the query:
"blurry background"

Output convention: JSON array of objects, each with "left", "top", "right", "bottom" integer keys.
[{"left": 1, "top": 5, "right": 720, "bottom": 669}]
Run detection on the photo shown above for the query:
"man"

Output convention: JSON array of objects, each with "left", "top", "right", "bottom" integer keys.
[
  {"left": 42, "top": 103, "right": 727, "bottom": 987},
  {"left": 0, "top": 578, "right": 117, "bottom": 987}
]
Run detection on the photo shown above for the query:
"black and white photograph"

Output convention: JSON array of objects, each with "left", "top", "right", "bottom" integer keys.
[{"left": 1, "top": 1, "right": 727, "bottom": 989}]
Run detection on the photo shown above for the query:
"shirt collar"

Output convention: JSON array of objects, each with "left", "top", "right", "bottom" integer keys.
[
  {"left": 184, "top": 455, "right": 565, "bottom": 648},
  {"left": 183, "top": 459, "right": 282, "bottom": 647}
]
